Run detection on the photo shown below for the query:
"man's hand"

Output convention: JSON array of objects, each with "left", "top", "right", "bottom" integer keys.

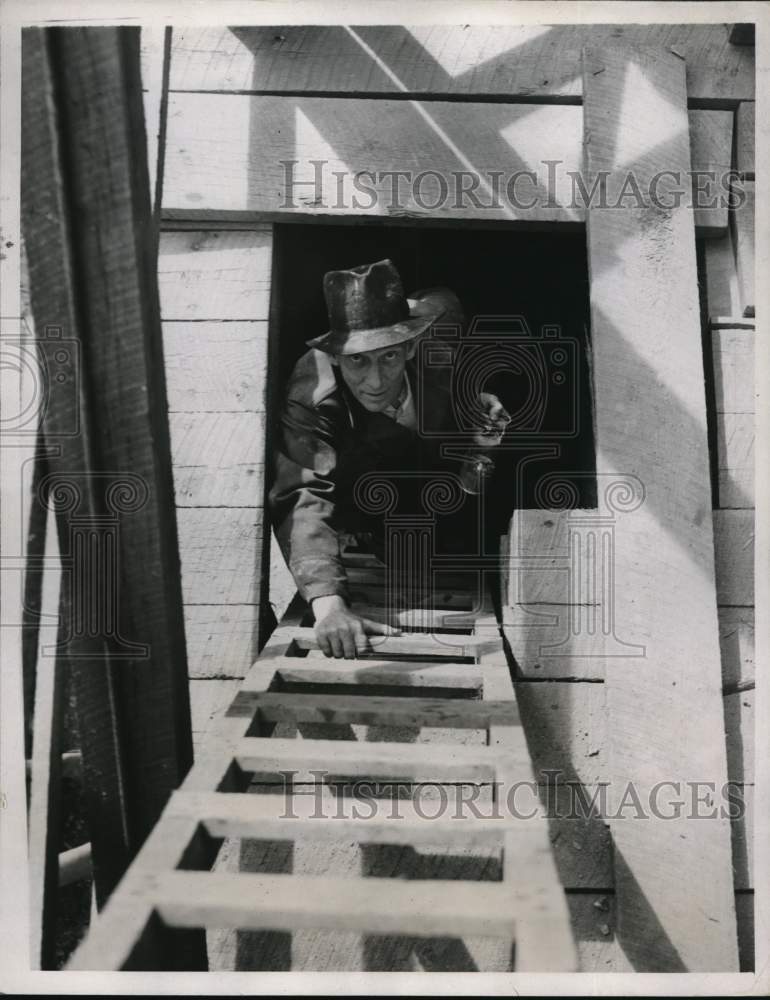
[
  {"left": 471, "top": 392, "right": 510, "bottom": 448},
  {"left": 311, "top": 595, "right": 400, "bottom": 658}
]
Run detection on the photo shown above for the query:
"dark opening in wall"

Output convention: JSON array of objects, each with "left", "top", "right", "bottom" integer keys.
[{"left": 269, "top": 222, "right": 597, "bottom": 554}]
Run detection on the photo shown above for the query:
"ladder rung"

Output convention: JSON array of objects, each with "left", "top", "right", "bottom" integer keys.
[
  {"left": 153, "top": 870, "right": 521, "bottom": 940},
  {"left": 167, "top": 790, "right": 537, "bottom": 849},
  {"left": 289, "top": 627, "right": 503, "bottom": 658},
  {"left": 274, "top": 659, "right": 484, "bottom": 691},
  {"left": 233, "top": 736, "right": 522, "bottom": 782},
  {"left": 228, "top": 691, "right": 520, "bottom": 730}
]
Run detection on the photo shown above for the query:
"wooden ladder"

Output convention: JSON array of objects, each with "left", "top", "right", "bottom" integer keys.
[{"left": 68, "top": 550, "right": 577, "bottom": 972}]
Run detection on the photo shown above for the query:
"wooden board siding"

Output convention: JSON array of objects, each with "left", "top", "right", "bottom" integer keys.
[
  {"left": 582, "top": 44, "right": 737, "bottom": 970},
  {"left": 159, "top": 228, "right": 273, "bottom": 683},
  {"left": 163, "top": 94, "right": 731, "bottom": 231},
  {"left": 165, "top": 24, "right": 754, "bottom": 104}
]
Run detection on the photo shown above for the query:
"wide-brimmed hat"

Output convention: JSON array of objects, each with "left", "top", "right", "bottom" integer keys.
[{"left": 306, "top": 259, "right": 460, "bottom": 355}]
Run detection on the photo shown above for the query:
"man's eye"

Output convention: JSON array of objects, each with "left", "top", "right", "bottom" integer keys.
[{"left": 384, "top": 351, "right": 397, "bottom": 361}]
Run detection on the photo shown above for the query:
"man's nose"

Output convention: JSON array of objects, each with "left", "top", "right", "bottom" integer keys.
[{"left": 365, "top": 363, "right": 383, "bottom": 390}]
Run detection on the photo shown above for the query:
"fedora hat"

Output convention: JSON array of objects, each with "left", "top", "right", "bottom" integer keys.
[{"left": 306, "top": 259, "right": 458, "bottom": 355}]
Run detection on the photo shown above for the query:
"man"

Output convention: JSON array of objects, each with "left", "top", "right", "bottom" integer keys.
[{"left": 269, "top": 259, "right": 508, "bottom": 658}]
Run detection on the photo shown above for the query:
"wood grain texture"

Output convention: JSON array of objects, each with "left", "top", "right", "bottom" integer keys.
[
  {"left": 162, "top": 92, "right": 730, "bottom": 229},
  {"left": 190, "top": 678, "right": 243, "bottom": 755},
  {"left": 164, "top": 93, "right": 584, "bottom": 223},
  {"left": 712, "top": 322, "right": 754, "bottom": 510},
  {"left": 139, "top": 27, "right": 167, "bottom": 213},
  {"left": 162, "top": 321, "right": 268, "bottom": 411},
  {"left": 714, "top": 509, "right": 755, "bottom": 605},
  {"left": 21, "top": 26, "right": 195, "bottom": 907},
  {"left": 167, "top": 24, "right": 755, "bottom": 103},
  {"left": 712, "top": 328, "right": 755, "bottom": 415},
  {"left": 184, "top": 606, "right": 258, "bottom": 679},
  {"left": 729, "top": 783, "right": 753, "bottom": 891},
  {"left": 505, "top": 510, "right": 601, "bottom": 606},
  {"left": 583, "top": 44, "right": 737, "bottom": 971},
  {"left": 718, "top": 606, "right": 754, "bottom": 690},
  {"left": 704, "top": 230, "right": 741, "bottom": 318},
  {"left": 723, "top": 689, "right": 754, "bottom": 784},
  {"left": 717, "top": 412, "right": 754, "bottom": 508},
  {"left": 158, "top": 229, "right": 273, "bottom": 319},
  {"left": 168, "top": 412, "right": 265, "bottom": 506},
  {"left": 735, "top": 891, "right": 754, "bottom": 972},
  {"left": 514, "top": 681, "right": 607, "bottom": 788},
  {"left": 735, "top": 102, "right": 755, "bottom": 176},
  {"left": 27, "top": 505, "right": 65, "bottom": 969},
  {"left": 503, "top": 604, "right": 607, "bottom": 680},
  {"left": 731, "top": 180, "right": 755, "bottom": 317},
  {"left": 688, "top": 108, "right": 733, "bottom": 232},
  {"left": 177, "top": 507, "right": 263, "bottom": 605},
  {"left": 159, "top": 228, "right": 273, "bottom": 682}
]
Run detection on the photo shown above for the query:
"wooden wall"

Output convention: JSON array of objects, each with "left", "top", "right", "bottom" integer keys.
[
  {"left": 139, "top": 25, "right": 755, "bottom": 972},
  {"left": 704, "top": 99, "right": 756, "bottom": 971}
]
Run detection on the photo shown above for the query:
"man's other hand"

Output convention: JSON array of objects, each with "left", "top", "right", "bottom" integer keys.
[
  {"left": 472, "top": 391, "right": 510, "bottom": 447},
  {"left": 311, "top": 595, "right": 400, "bottom": 658}
]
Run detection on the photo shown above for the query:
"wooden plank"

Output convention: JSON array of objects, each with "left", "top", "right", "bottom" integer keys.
[
  {"left": 729, "top": 783, "right": 753, "bottom": 891},
  {"left": 290, "top": 626, "right": 502, "bottom": 659},
  {"left": 27, "top": 505, "right": 65, "bottom": 969},
  {"left": 164, "top": 93, "right": 584, "bottom": 223},
  {"left": 712, "top": 328, "right": 754, "bottom": 414},
  {"left": 568, "top": 894, "right": 625, "bottom": 972},
  {"left": 158, "top": 229, "right": 273, "bottom": 320},
  {"left": 139, "top": 27, "right": 168, "bottom": 215},
  {"left": 235, "top": 736, "right": 502, "bottom": 782},
  {"left": 704, "top": 230, "right": 741, "bottom": 318},
  {"left": 716, "top": 412, "right": 754, "bottom": 508},
  {"left": 735, "top": 892, "right": 754, "bottom": 972},
  {"left": 688, "top": 109, "right": 733, "bottom": 233},
  {"left": 736, "top": 102, "right": 755, "bottom": 176},
  {"left": 505, "top": 510, "right": 601, "bottom": 606},
  {"left": 170, "top": 789, "right": 514, "bottom": 849},
  {"left": 514, "top": 681, "right": 607, "bottom": 787},
  {"left": 724, "top": 689, "right": 754, "bottom": 784},
  {"left": 230, "top": 690, "right": 520, "bottom": 730},
  {"left": 169, "top": 412, "right": 265, "bottom": 506},
  {"left": 275, "top": 658, "right": 484, "bottom": 692},
  {"left": 168, "top": 25, "right": 754, "bottom": 103},
  {"left": 163, "top": 321, "right": 268, "bottom": 411},
  {"left": 184, "top": 605, "right": 257, "bottom": 679},
  {"left": 21, "top": 26, "right": 196, "bottom": 907},
  {"left": 67, "top": 815, "right": 211, "bottom": 971},
  {"left": 349, "top": 603, "right": 485, "bottom": 630},
  {"left": 190, "top": 678, "right": 243, "bottom": 753},
  {"left": 156, "top": 870, "right": 521, "bottom": 940},
  {"left": 503, "top": 604, "right": 607, "bottom": 680},
  {"left": 714, "top": 509, "right": 755, "bottom": 605},
  {"left": 163, "top": 92, "right": 733, "bottom": 230},
  {"left": 731, "top": 180, "right": 755, "bottom": 317},
  {"left": 177, "top": 507, "right": 262, "bottom": 605},
  {"left": 711, "top": 326, "right": 753, "bottom": 509},
  {"left": 718, "top": 607, "right": 754, "bottom": 690},
  {"left": 583, "top": 44, "right": 738, "bottom": 971}
]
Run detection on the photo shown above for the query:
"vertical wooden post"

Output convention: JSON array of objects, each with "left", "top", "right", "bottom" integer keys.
[
  {"left": 582, "top": 45, "right": 738, "bottom": 970},
  {"left": 21, "top": 26, "right": 199, "bottom": 957}
]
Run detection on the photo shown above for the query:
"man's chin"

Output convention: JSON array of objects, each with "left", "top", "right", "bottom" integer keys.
[{"left": 357, "top": 393, "right": 394, "bottom": 412}]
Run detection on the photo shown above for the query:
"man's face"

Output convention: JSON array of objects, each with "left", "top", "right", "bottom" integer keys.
[{"left": 335, "top": 342, "right": 411, "bottom": 412}]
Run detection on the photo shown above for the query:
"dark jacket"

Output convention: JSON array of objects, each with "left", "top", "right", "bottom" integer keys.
[{"left": 268, "top": 344, "right": 459, "bottom": 604}]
